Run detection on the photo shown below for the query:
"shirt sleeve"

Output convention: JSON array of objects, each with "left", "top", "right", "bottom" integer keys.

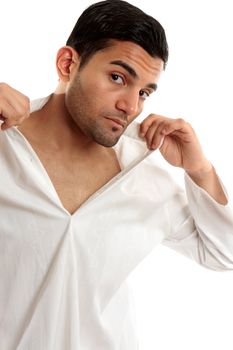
[{"left": 162, "top": 172, "right": 233, "bottom": 271}]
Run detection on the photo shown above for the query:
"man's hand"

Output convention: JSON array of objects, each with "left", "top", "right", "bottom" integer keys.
[
  {"left": 140, "top": 113, "right": 228, "bottom": 205},
  {"left": 139, "top": 114, "right": 212, "bottom": 174},
  {"left": 0, "top": 83, "right": 30, "bottom": 130}
]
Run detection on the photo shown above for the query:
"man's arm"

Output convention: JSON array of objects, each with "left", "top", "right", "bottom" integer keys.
[
  {"left": 139, "top": 114, "right": 227, "bottom": 205},
  {"left": 0, "top": 83, "right": 30, "bottom": 130},
  {"left": 186, "top": 164, "right": 227, "bottom": 205}
]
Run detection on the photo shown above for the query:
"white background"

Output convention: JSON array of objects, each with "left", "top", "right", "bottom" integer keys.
[{"left": 1, "top": 1, "right": 233, "bottom": 349}]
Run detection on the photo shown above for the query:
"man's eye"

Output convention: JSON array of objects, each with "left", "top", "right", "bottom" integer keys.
[
  {"left": 139, "top": 90, "right": 150, "bottom": 99},
  {"left": 111, "top": 74, "right": 124, "bottom": 84}
]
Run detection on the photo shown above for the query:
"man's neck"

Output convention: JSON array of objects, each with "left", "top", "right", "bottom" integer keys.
[{"left": 18, "top": 93, "right": 106, "bottom": 156}]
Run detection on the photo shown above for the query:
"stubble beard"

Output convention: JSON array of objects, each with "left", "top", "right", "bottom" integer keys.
[
  {"left": 66, "top": 99, "right": 123, "bottom": 147},
  {"left": 80, "top": 117, "right": 123, "bottom": 147},
  {"left": 65, "top": 77, "right": 125, "bottom": 147}
]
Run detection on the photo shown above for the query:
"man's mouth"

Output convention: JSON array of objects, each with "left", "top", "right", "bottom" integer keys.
[{"left": 105, "top": 117, "right": 127, "bottom": 129}]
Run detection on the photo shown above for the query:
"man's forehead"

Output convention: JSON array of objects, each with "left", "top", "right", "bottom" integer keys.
[
  {"left": 97, "top": 41, "right": 164, "bottom": 79},
  {"left": 103, "top": 40, "right": 163, "bottom": 63}
]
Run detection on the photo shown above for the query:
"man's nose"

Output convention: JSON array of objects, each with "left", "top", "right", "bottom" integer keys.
[{"left": 116, "top": 89, "right": 139, "bottom": 117}]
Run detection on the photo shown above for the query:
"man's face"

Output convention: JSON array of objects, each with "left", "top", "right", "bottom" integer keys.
[{"left": 65, "top": 41, "right": 164, "bottom": 147}]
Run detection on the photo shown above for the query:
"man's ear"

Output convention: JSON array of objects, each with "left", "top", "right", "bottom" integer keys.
[{"left": 56, "top": 46, "right": 80, "bottom": 82}]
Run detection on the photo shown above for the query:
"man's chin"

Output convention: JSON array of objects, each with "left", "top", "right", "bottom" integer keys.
[
  {"left": 90, "top": 125, "right": 127, "bottom": 147},
  {"left": 94, "top": 133, "right": 122, "bottom": 148},
  {"left": 98, "top": 137, "right": 120, "bottom": 148}
]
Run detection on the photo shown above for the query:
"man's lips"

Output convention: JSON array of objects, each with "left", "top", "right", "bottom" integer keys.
[{"left": 105, "top": 117, "right": 127, "bottom": 128}]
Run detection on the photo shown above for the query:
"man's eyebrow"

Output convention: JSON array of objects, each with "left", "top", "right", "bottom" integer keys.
[
  {"left": 147, "top": 83, "right": 157, "bottom": 91},
  {"left": 110, "top": 60, "right": 157, "bottom": 91},
  {"left": 110, "top": 60, "right": 138, "bottom": 79}
]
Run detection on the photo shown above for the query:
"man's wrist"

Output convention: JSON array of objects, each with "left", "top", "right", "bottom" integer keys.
[{"left": 186, "top": 160, "right": 213, "bottom": 180}]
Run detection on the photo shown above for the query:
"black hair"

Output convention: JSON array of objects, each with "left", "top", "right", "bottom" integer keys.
[{"left": 66, "top": 0, "right": 169, "bottom": 69}]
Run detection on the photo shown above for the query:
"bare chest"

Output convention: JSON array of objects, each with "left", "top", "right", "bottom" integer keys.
[{"left": 35, "top": 148, "right": 121, "bottom": 214}]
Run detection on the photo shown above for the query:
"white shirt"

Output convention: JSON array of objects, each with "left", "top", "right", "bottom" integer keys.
[{"left": 1, "top": 97, "right": 233, "bottom": 349}]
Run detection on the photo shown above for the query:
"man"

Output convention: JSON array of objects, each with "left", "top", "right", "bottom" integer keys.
[{"left": 0, "top": 1, "right": 233, "bottom": 349}]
